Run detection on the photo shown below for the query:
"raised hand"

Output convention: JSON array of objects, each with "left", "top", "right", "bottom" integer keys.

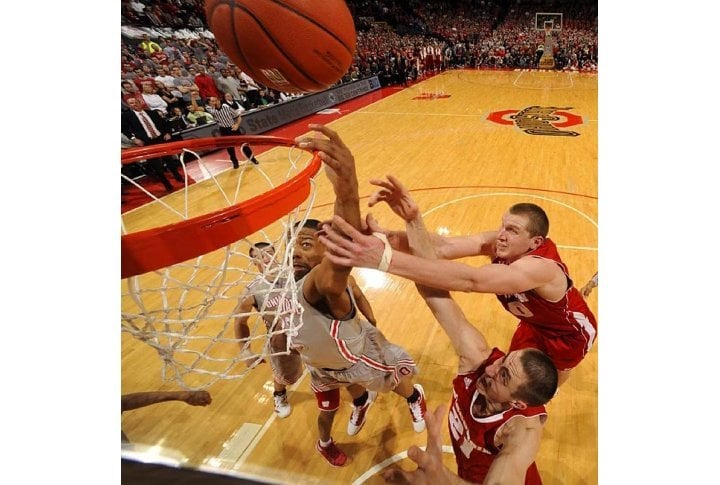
[
  {"left": 295, "top": 124, "right": 357, "bottom": 197},
  {"left": 382, "top": 405, "right": 454, "bottom": 484},
  {"left": 369, "top": 175, "right": 420, "bottom": 222}
]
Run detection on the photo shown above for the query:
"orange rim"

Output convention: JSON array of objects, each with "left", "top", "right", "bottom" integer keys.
[{"left": 121, "top": 136, "right": 321, "bottom": 279}]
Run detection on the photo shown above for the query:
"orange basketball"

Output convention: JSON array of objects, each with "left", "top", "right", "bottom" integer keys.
[{"left": 204, "top": 0, "right": 357, "bottom": 94}]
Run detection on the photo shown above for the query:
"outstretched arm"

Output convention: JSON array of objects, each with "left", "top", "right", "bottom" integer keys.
[
  {"left": 382, "top": 406, "right": 473, "bottom": 484},
  {"left": 294, "top": 125, "right": 361, "bottom": 315},
  {"left": 121, "top": 390, "right": 212, "bottom": 412},
  {"left": 320, "top": 216, "right": 552, "bottom": 295},
  {"left": 366, "top": 175, "right": 497, "bottom": 259},
  {"left": 396, "top": 180, "right": 490, "bottom": 372}
]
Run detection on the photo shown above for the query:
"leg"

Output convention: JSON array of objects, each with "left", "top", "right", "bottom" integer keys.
[
  {"left": 392, "top": 375, "right": 427, "bottom": 433},
  {"left": 346, "top": 384, "right": 376, "bottom": 436},
  {"left": 163, "top": 155, "right": 184, "bottom": 182},
  {"left": 145, "top": 157, "right": 173, "bottom": 191},
  {"left": 314, "top": 388, "right": 347, "bottom": 466},
  {"left": 240, "top": 143, "right": 259, "bottom": 165},
  {"left": 317, "top": 409, "right": 336, "bottom": 443},
  {"left": 220, "top": 126, "right": 240, "bottom": 168},
  {"left": 268, "top": 351, "right": 302, "bottom": 418},
  {"left": 226, "top": 146, "right": 239, "bottom": 168}
]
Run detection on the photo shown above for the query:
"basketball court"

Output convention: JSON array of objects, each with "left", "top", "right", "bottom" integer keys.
[{"left": 121, "top": 68, "right": 598, "bottom": 484}]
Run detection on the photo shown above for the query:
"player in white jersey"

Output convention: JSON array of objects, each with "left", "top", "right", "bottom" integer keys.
[
  {"left": 291, "top": 125, "right": 427, "bottom": 467},
  {"left": 234, "top": 242, "right": 303, "bottom": 418}
]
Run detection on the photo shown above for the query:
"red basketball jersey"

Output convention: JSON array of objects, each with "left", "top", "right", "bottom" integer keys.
[
  {"left": 493, "top": 238, "right": 597, "bottom": 338},
  {"left": 449, "top": 348, "right": 545, "bottom": 484}
]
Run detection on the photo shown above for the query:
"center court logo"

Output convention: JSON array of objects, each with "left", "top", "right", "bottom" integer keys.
[{"left": 487, "top": 106, "right": 583, "bottom": 136}]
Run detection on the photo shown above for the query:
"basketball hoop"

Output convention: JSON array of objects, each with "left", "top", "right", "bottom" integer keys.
[{"left": 121, "top": 136, "right": 322, "bottom": 389}]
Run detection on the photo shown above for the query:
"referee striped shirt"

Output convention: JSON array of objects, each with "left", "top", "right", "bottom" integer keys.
[{"left": 205, "top": 104, "right": 238, "bottom": 128}]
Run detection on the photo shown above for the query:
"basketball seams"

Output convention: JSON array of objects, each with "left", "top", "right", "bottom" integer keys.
[
  {"left": 208, "top": 0, "right": 265, "bottom": 84},
  {"left": 211, "top": 0, "right": 328, "bottom": 91},
  {"left": 268, "top": 0, "right": 356, "bottom": 55}
]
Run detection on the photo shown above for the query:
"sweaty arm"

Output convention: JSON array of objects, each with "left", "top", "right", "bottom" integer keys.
[
  {"left": 484, "top": 416, "right": 544, "bottom": 485},
  {"left": 295, "top": 125, "right": 361, "bottom": 316},
  {"left": 405, "top": 215, "right": 491, "bottom": 373}
]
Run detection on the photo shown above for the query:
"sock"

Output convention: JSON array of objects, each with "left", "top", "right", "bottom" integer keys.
[
  {"left": 273, "top": 390, "right": 286, "bottom": 397},
  {"left": 353, "top": 391, "right": 369, "bottom": 407},
  {"left": 319, "top": 437, "right": 333, "bottom": 447},
  {"left": 406, "top": 388, "right": 420, "bottom": 404}
]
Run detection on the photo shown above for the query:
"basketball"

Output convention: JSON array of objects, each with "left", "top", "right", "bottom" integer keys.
[{"left": 204, "top": 0, "right": 357, "bottom": 94}]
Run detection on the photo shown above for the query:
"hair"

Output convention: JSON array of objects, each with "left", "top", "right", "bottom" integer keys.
[
  {"left": 508, "top": 203, "right": 549, "bottom": 238},
  {"left": 295, "top": 219, "right": 321, "bottom": 231},
  {"left": 249, "top": 241, "right": 273, "bottom": 258},
  {"left": 512, "top": 348, "right": 558, "bottom": 406}
]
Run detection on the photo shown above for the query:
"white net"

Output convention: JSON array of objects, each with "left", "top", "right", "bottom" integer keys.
[{"left": 121, "top": 139, "right": 319, "bottom": 389}]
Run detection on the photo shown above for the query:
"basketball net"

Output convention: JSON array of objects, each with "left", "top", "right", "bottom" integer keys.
[{"left": 121, "top": 136, "right": 321, "bottom": 389}]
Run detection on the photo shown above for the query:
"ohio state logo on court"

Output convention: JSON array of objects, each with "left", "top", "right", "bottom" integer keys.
[{"left": 487, "top": 106, "right": 583, "bottom": 136}]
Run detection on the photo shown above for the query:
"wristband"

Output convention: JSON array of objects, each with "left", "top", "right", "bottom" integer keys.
[{"left": 373, "top": 232, "right": 393, "bottom": 272}]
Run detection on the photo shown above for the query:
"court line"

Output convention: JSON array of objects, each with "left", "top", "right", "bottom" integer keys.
[
  {"left": 351, "top": 445, "right": 455, "bottom": 484},
  {"left": 512, "top": 70, "right": 575, "bottom": 90},
  {"left": 232, "top": 369, "right": 310, "bottom": 469},
  {"left": 355, "top": 111, "right": 483, "bottom": 118},
  {"left": 422, "top": 192, "right": 598, "bottom": 230}
]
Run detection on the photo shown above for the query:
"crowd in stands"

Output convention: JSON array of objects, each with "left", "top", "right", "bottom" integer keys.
[{"left": 121, "top": 0, "right": 597, "bottom": 135}]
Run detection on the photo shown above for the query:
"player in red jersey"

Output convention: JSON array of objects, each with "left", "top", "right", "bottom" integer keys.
[
  {"left": 319, "top": 175, "right": 596, "bottom": 386},
  {"left": 378, "top": 187, "right": 558, "bottom": 484}
]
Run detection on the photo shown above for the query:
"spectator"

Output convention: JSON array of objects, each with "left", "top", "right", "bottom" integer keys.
[
  {"left": 121, "top": 97, "right": 185, "bottom": 192},
  {"left": 194, "top": 65, "right": 222, "bottom": 101},
  {"left": 139, "top": 34, "right": 162, "bottom": 55},
  {"left": 122, "top": 80, "right": 148, "bottom": 111},
  {"left": 154, "top": 81, "right": 183, "bottom": 113},
  {"left": 185, "top": 100, "right": 214, "bottom": 126},
  {"left": 216, "top": 67, "right": 246, "bottom": 102},
  {"left": 140, "top": 81, "right": 168, "bottom": 115},
  {"left": 132, "top": 65, "right": 157, "bottom": 90},
  {"left": 170, "top": 65, "right": 200, "bottom": 104}
]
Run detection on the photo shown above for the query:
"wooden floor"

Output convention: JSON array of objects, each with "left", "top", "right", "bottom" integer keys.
[{"left": 121, "top": 69, "right": 598, "bottom": 484}]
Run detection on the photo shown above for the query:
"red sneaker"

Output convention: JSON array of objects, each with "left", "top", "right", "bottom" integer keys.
[
  {"left": 407, "top": 384, "right": 427, "bottom": 432},
  {"left": 315, "top": 439, "right": 347, "bottom": 467},
  {"left": 347, "top": 390, "right": 377, "bottom": 436}
]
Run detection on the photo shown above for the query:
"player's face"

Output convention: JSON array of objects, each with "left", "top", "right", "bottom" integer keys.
[
  {"left": 292, "top": 228, "right": 324, "bottom": 280},
  {"left": 477, "top": 351, "right": 527, "bottom": 404},
  {"left": 251, "top": 247, "right": 275, "bottom": 272},
  {"left": 495, "top": 212, "right": 538, "bottom": 262}
]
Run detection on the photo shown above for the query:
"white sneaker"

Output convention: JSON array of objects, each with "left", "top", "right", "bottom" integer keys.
[
  {"left": 347, "top": 390, "right": 377, "bottom": 436},
  {"left": 274, "top": 393, "right": 291, "bottom": 418},
  {"left": 407, "top": 384, "right": 427, "bottom": 433}
]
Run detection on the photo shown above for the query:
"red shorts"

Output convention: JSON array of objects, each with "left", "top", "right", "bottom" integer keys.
[
  {"left": 509, "top": 320, "right": 595, "bottom": 371},
  {"left": 313, "top": 388, "right": 341, "bottom": 412}
]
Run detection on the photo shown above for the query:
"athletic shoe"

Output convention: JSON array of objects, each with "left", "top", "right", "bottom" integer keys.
[
  {"left": 347, "top": 390, "right": 377, "bottom": 436},
  {"left": 273, "top": 393, "right": 291, "bottom": 419},
  {"left": 240, "top": 143, "right": 260, "bottom": 165},
  {"left": 407, "top": 384, "right": 427, "bottom": 433},
  {"left": 315, "top": 439, "right": 347, "bottom": 467}
]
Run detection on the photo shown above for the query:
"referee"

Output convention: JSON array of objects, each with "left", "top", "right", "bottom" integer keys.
[{"left": 191, "top": 93, "right": 259, "bottom": 168}]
